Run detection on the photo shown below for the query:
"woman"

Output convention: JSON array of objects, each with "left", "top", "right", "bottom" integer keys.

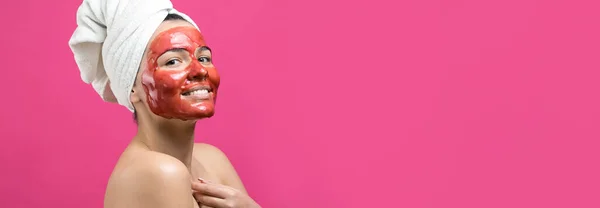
[{"left": 69, "top": 0, "right": 260, "bottom": 207}]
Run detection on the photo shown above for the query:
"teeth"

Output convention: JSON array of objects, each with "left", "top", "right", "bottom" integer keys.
[
  {"left": 189, "top": 89, "right": 209, "bottom": 95},
  {"left": 184, "top": 89, "right": 210, "bottom": 99}
]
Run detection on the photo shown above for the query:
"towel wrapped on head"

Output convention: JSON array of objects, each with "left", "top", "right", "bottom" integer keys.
[{"left": 69, "top": 0, "right": 199, "bottom": 112}]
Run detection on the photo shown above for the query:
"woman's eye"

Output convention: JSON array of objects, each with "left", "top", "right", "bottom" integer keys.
[
  {"left": 165, "top": 59, "right": 181, "bottom": 66},
  {"left": 198, "top": 57, "right": 211, "bottom": 63}
]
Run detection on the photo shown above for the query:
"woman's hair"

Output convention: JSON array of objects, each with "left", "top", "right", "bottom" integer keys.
[
  {"left": 133, "top": 13, "right": 188, "bottom": 124},
  {"left": 133, "top": 109, "right": 138, "bottom": 124},
  {"left": 164, "top": 13, "right": 187, "bottom": 21}
]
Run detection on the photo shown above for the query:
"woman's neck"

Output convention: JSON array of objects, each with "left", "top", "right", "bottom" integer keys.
[{"left": 134, "top": 118, "right": 197, "bottom": 170}]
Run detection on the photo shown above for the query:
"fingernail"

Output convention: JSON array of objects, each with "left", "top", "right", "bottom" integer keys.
[{"left": 198, "top": 177, "right": 206, "bottom": 183}]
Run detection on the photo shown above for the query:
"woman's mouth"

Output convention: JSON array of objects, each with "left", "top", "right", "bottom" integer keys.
[{"left": 182, "top": 86, "right": 213, "bottom": 100}]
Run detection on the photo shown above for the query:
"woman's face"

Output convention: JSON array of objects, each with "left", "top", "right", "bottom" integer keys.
[{"left": 136, "top": 20, "right": 220, "bottom": 120}]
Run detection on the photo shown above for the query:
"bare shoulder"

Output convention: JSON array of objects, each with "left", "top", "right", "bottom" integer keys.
[
  {"left": 104, "top": 150, "right": 195, "bottom": 208},
  {"left": 193, "top": 143, "right": 229, "bottom": 163},
  {"left": 193, "top": 143, "right": 247, "bottom": 193}
]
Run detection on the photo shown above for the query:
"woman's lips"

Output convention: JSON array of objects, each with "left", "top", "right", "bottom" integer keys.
[
  {"left": 182, "top": 89, "right": 212, "bottom": 100},
  {"left": 182, "top": 85, "right": 213, "bottom": 96}
]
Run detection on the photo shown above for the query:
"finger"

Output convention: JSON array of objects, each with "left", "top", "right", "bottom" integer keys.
[
  {"left": 197, "top": 177, "right": 211, "bottom": 184},
  {"left": 194, "top": 193, "right": 230, "bottom": 208},
  {"left": 192, "top": 182, "right": 235, "bottom": 198}
]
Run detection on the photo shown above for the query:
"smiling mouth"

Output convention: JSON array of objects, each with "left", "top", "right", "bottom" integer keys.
[{"left": 182, "top": 86, "right": 213, "bottom": 99}]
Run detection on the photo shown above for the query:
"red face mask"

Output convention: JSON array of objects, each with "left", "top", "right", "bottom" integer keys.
[{"left": 141, "top": 26, "right": 220, "bottom": 120}]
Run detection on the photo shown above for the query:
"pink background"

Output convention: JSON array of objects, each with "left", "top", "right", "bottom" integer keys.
[{"left": 1, "top": 0, "right": 599, "bottom": 207}]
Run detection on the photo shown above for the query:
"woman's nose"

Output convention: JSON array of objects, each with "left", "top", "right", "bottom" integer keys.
[{"left": 187, "top": 61, "right": 208, "bottom": 80}]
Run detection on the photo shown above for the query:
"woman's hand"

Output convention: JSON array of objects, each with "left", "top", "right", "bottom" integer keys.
[{"left": 192, "top": 178, "right": 261, "bottom": 208}]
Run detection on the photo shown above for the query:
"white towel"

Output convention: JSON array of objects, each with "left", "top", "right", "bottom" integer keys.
[{"left": 68, "top": 0, "right": 199, "bottom": 112}]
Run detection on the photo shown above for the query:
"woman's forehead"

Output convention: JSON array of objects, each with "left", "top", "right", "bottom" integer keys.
[
  {"left": 144, "top": 21, "right": 205, "bottom": 56},
  {"left": 151, "top": 20, "right": 198, "bottom": 41}
]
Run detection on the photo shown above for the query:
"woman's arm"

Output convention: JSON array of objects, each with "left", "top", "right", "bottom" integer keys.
[{"left": 105, "top": 153, "right": 196, "bottom": 208}]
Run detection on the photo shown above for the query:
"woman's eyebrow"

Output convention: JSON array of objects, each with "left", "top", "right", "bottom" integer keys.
[
  {"left": 199, "top": 46, "right": 211, "bottom": 53},
  {"left": 152, "top": 48, "right": 188, "bottom": 58},
  {"left": 160, "top": 48, "right": 187, "bottom": 55}
]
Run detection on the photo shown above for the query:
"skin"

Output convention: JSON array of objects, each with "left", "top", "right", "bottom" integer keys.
[{"left": 103, "top": 20, "right": 259, "bottom": 208}]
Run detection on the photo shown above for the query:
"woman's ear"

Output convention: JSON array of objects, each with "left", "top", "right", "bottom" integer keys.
[{"left": 130, "top": 87, "right": 142, "bottom": 103}]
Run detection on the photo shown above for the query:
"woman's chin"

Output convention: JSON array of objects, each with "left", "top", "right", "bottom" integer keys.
[
  {"left": 173, "top": 109, "right": 215, "bottom": 121},
  {"left": 148, "top": 100, "right": 216, "bottom": 121}
]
